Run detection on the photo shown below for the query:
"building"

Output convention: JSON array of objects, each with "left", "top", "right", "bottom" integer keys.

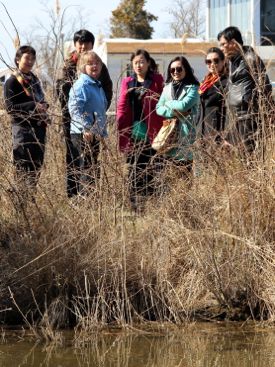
[
  {"left": 0, "top": 68, "right": 11, "bottom": 108},
  {"left": 206, "top": 0, "right": 275, "bottom": 45},
  {"left": 0, "top": 67, "right": 11, "bottom": 85},
  {"left": 91, "top": 38, "right": 216, "bottom": 109},
  {"left": 206, "top": 0, "right": 275, "bottom": 81}
]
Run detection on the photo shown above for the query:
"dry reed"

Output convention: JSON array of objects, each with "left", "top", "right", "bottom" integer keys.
[{"left": 0, "top": 88, "right": 274, "bottom": 339}]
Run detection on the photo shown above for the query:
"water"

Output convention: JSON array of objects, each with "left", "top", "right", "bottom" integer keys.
[{"left": 1, "top": 323, "right": 275, "bottom": 367}]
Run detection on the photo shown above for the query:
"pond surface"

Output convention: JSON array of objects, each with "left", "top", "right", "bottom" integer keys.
[{"left": 1, "top": 323, "right": 275, "bottom": 366}]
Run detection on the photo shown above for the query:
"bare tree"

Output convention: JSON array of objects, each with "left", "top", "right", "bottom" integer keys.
[
  {"left": 167, "top": 0, "right": 205, "bottom": 38},
  {"left": 24, "top": 0, "right": 88, "bottom": 86}
]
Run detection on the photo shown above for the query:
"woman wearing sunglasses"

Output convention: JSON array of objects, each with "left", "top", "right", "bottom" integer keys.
[
  {"left": 197, "top": 47, "right": 227, "bottom": 144},
  {"left": 156, "top": 56, "right": 199, "bottom": 175}
]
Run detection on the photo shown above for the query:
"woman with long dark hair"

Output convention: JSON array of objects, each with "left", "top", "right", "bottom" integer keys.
[
  {"left": 116, "top": 49, "right": 164, "bottom": 211},
  {"left": 197, "top": 47, "right": 227, "bottom": 143},
  {"left": 156, "top": 56, "right": 199, "bottom": 175}
]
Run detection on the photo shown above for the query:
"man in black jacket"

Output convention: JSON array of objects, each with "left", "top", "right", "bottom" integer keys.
[
  {"left": 56, "top": 29, "right": 113, "bottom": 196},
  {"left": 218, "top": 26, "right": 272, "bottom": 153}
]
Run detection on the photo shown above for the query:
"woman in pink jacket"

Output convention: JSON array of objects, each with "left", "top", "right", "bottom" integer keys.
[{"left": 117, "top": 49, "right": 164, "bottom": 211}]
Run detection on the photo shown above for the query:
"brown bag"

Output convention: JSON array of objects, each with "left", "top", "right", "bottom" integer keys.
[{"left": 152, "top": 118, "right": 179, "bottom": 153}]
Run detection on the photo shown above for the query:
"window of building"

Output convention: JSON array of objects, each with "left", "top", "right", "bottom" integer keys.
[
  {"left": 261, "top": 0, "right": 275, "bottom": 44},
  {"left": 230, "top": 0, "right": 251, "bottom": 37},
  {"left": 209, "top": 0, "right": 227, "bottom": 40},
  {"left": 209, "top": 0, "right": 252, "bottom": 41}
]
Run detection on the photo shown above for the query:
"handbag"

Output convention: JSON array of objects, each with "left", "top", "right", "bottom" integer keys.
[
  {"left": 131, "top": 120, "right": 148, "bottom": 142},
  {"left": 151, "top": 118, "right": 179, "bottom": 153}
]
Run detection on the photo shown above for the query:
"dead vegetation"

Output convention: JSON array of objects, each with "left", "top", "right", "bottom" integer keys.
[{"left": 0, "top": 90, "right": 274, "bottom": 339}]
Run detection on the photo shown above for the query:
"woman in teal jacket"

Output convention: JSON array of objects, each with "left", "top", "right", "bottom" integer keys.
[{"left": 156, "top": 56, "right": 199, "bottom": 173}]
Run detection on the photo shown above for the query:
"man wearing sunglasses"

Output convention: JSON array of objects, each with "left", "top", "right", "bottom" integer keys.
[{"left": 218, "top": 26, "right": 272, "bottom": 153}]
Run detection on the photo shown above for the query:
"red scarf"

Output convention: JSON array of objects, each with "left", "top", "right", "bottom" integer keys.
[
  {"left": 69, "top": 51, "right": 79, "bottom": 64},
  {"left": 198, "top": 73, "right": 220, "bottom": 95}
]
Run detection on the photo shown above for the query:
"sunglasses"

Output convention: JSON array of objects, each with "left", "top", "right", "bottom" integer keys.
[
  {"left": 170, "top": 66, "right": 183, "bottom": 74},
  {"left": 205, "top": 58, "right": 221, "bottom": 65}
]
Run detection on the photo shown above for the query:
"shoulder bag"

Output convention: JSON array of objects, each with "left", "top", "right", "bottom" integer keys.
[{"left": 151, "top": 118, "right": 179, "bottom": 153}]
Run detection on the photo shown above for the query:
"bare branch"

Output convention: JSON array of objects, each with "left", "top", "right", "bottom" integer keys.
[
  {"left": 0, "top": 1, "right": 21, "bottom": 47},
  {"left": 166, "top": 0, "right": 205, "bottom": 38}
]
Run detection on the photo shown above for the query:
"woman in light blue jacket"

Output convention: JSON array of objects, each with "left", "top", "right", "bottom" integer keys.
[
  {"left": 68, "top": 51, "right": 108, "bottom": 197},
  {"left": 156, "top": 56, "right": 199, "bottom": 174}
]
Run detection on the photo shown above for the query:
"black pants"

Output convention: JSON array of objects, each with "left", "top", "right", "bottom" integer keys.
[
  {"left": 66, "top": 133, "right": 100, "bottom": 197},
  {"left": 127, "top": 143, "right": 160, "bottom": 205},
  {"left": 12, "top": 124, "right": 46, "bottom": 193},
  {"left": 227, "top": 111, "right": 258, "bottom": 153}
]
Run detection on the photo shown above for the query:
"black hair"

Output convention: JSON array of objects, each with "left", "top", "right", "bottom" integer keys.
[
  {"left": 14, "top": 45, "right": 36, "bottom": 67},
  {"left": 130, "top": 49, "right": 151, "bottom": 63},
  {"left": 217, "top": 26, "right": 243, "bottom": 45},
  {"left": 206, "top": 47, "right": 225, "bottom": 60},
  {"left": 149, "top": 56, "right": 158, "bottom": 73},
  {"left": 166, "top": 56, "right": 199, "bottom": 85},
  {"left": 73, "top": 29, "right": 95, "bottom": 46}
]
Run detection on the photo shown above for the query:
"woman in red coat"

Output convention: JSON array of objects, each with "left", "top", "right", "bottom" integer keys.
[{"left": 116, "top": 49, "right": 164, "bottom": 211}]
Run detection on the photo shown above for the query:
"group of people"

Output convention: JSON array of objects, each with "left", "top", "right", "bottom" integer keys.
[{"left": 3, "top": 26, "right": 272, "bottom": 210}]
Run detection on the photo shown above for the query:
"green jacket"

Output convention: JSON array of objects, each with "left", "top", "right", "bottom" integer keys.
[{"left": 156, "top": 83, "right": 199, "bottom": 160}]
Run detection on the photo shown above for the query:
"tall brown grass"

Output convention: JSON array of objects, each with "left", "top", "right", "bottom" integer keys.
[{"left": 0, "top": 90, "right": 274, "bottom": 338}]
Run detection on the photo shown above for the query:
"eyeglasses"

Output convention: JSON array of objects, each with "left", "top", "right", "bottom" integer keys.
[
  {"left": 170, "top": 66, "right": 183, "bottom": 74},
  {"left": 86, "top": 62, "right": 100, "bottom": 67},
  {"left": 205, "top": 58, "right": 221, "bottom": 65},
  {"left": 133, "top": 60, "right": 145, "bottom": 66}
]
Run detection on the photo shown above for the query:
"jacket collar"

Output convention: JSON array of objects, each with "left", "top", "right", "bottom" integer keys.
[
  {"left": 80, "top": 73, "right": 101, "bottom": 86},
  {"left": 167, "top": 82, "right": 193, "bottom": 99},
  {"left": 128, "top": 73, "right": 153, "bottom": 90}
]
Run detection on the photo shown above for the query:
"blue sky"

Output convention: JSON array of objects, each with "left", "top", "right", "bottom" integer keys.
[{"left": 0, "top": 0, "right": 173, "bottom": 67}]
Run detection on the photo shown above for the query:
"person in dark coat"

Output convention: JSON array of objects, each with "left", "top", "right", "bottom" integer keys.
[
  {"left": 56, "top": 29, "right": 113, "bottom": 197},
  {"left": 218, "top": 26, "right": 272, "bottom": 153},
  {"left": 4, "top": 45, "right": 49, "bottom": 201},
  {"left": 197, "top": 47, "right": 227, "bottom": 144}
]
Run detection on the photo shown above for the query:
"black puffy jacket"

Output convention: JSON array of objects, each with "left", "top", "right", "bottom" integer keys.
[{"left": 228, "top": 46, "right": 272, "bottom": 112}]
